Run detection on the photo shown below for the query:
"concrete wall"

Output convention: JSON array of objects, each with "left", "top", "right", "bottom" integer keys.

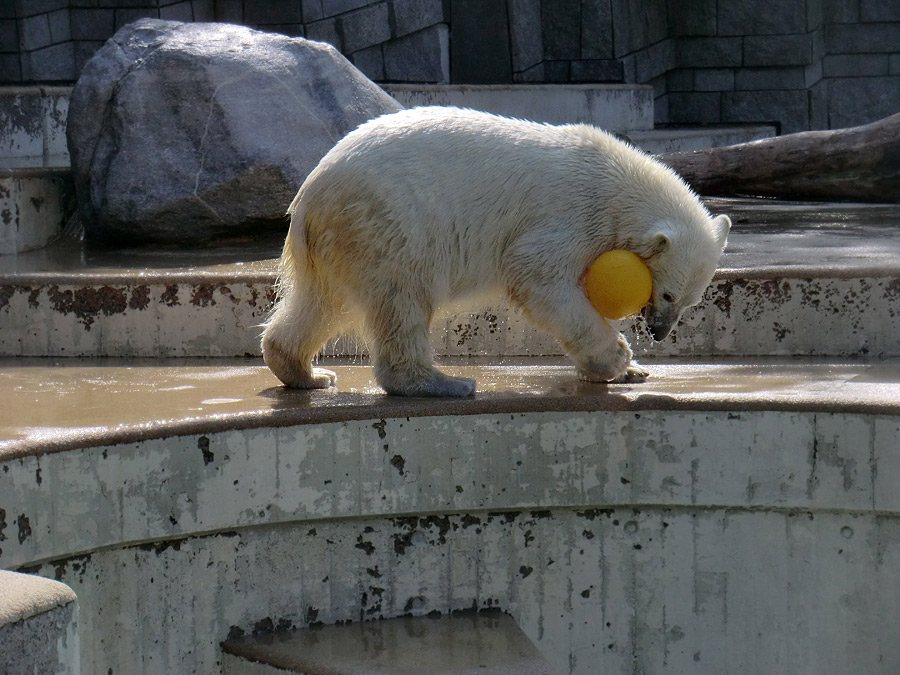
[
  {"left": 664, "top": 0, "right": 900, "bottom": 132},
  {"left": 2, "top": 0, "right": 899, "bottom": 131},
  {"left": 0, "top": 0, "right": 450, "bottom": 84},
  {"left": 3, "top": 272, "right": 899, "bottom": 359},
  {"left": 0, "top": 570, "right": 79, "bottom": 675},
  {"left": 4, "top": 409, "right": 900, "bottom": 673}
]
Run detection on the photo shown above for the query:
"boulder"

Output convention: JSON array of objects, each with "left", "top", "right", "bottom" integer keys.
[{"left": 68, "top": 19, "right": 402, "bottom": 245}]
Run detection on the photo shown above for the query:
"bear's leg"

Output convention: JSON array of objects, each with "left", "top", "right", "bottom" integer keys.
[
  {"left": 518, "top": 284, "right": 648, "bottom": 383},
  {"left": 367, "top": 291, "right": 476, "bottom": 397},
  {"left": 261, "top": 285, "right": 341, "bottom": 389}
]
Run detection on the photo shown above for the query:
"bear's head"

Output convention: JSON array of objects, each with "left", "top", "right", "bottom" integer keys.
[{"left": 637, "top": 213, "right": 731, "bottom": 342}]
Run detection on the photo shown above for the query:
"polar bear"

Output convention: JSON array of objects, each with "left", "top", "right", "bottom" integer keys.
[{"left": 262, "top": 106, "right": 730, "bottom": 397}]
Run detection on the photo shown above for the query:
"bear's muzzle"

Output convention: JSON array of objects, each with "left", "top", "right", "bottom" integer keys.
[{"left": 642, "top": 303, "right": 679, "bottom": 342}]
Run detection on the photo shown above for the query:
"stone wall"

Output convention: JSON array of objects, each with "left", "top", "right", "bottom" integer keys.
[
  {"left": 1, "top": 0, "right": 899, "bottom": 131},
  {"left": 1, "top": 0, "right": 451, "bottom": 84},
  {"left": 664, "top": 0, "right": 900, "bottom": 132}
]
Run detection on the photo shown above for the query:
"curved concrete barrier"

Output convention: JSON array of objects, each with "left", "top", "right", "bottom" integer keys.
[
  {"left": 2, "top": 360, "right": 900, "bottom": 674},
  {"left": 0, "top": 570, "right": 79, "bottom": 674}
]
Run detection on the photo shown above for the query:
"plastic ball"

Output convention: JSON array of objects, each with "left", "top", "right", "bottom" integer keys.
[{"left": 584, "top": 249, "right": 653, "bottom": 320}]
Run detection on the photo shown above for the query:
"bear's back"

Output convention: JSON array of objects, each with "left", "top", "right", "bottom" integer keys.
[{"left": 302, "top": 107, "right": 636, "bottom": 232}]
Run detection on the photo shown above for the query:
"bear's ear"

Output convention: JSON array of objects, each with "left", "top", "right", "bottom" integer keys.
[
  {"left": 712, "top": 214, "right": 731, "bottom": 249},
  {"left": 647, "top": 231, "right": 670, "bottom": 258}
]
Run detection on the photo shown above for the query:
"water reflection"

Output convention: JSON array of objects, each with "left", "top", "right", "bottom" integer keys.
[{"left": 3, "top": 356, "right": 900, "bottom": 456}]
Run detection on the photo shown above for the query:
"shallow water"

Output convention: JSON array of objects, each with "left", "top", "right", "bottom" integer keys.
[
  {"left": 2, "top": 198, "right": 900, "bottom": 279},
  {"left": 4, "top": 355, "right": 899, "bottom": 456}
]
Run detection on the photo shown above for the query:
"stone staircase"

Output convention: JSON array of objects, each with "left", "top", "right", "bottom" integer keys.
[
  {"left": 0, "top": 87, "right": 73, "bottom": 256},
  {"left": 3, "top": 83, "right": 900, "bottom": 675},
  {"left": 3, "top": 198, "right": 898, "bottom": 362},
  {"left": 0, "top": 84, "right": 773, "bottom": 256}
]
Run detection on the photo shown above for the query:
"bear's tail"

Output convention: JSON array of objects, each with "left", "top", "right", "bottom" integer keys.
[{"left": 274, "top": 191, "right": 310, "bottom": 302}]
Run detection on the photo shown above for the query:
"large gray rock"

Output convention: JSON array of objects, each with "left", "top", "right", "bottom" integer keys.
[{"left": 68, "top": 19, "right": 401, "bottom": 245}]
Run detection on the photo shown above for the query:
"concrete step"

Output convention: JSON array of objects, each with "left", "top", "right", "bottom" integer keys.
[
  {"left": 0, "top": 85, "right": 770, "bottom": 166},
  {"left": 382, "top": 85, "right": 775, "bottom": 150},
  {"left": 0, "top": 86, "right": 71, "bottom": 169},
  {"left": 0, "top": 198, "right": 897, "bottom": 359},
  {"left": 0, "top": 167, "right": 75, "bottom": 255},
  {"left": 221, "top": 613, "right": 557, "bottom": 674},
  {"left": 3, "top": 355, "right": 900, "bottom": 456},
  {"left": 622, "top": 123, "right": 776, "bottom": 153},
  {"left": 0, "top": 85, "right": 771, "bottom": 255},
  {"left": 3, "top": 355, "right": 900, "bottom": 674},
  {"left": 0, "top": 87, "right": 75, "bottom": 254},
  {"left": 383, "top": 83, "right": 655, "bottom": 132},
  {"left": 0, "top": 570, "right": 79, "bottom": 675}
]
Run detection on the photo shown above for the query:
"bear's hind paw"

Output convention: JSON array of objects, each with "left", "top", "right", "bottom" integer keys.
[
  {"left": 379, "top": 369, "right": 476, "bottom": 397},
  {"left": 274, "top": 366, "right": 337, "bottom": 389},
  {"left": 309, "top": 367, "right": 338, "bottom": 389}
]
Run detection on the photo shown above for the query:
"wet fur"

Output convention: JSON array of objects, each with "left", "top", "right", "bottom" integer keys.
[{"left": 262, "top": 107, "right": 730, "bottom": 396}]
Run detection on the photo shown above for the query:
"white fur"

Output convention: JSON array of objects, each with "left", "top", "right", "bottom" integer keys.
[{"left": 262, "top": 106, "right": 730, "bottom": 396}]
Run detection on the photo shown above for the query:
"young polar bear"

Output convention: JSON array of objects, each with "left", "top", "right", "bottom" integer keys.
[{"left": 262, "top": 106, "right": 730, "bottom": 397}]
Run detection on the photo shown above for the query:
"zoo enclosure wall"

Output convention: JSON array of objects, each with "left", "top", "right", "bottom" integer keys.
[{"left": 1, "top": 0, "right": 899, "bottom": 133}]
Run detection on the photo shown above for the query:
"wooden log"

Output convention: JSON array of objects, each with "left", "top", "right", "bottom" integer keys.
[{"left": 655, "top": 113, "right": 900, "bottom": 203}]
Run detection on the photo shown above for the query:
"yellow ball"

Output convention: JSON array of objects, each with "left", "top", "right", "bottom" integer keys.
[{"left": 584, "top": 249, "right": 653, "bottom": 320}]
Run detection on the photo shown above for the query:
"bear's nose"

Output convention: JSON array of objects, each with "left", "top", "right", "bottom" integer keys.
[
  {"left": 645, "top": 315, "right": 672, "bottom": 342},
  {"left": 647, "top": 323, "right": 664, "bottom": 342}
]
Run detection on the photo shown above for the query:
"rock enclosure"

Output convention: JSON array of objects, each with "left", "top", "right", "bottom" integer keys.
[{"left": 67, "top": 19, "right": 401, "bottom": 245}]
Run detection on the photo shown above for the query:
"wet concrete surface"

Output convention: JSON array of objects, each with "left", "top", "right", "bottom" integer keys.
[
  {"left": 3, "top": 197, "right": 899, "bottom": 457},
  {"left": 709, "top": 198, "right": 900, "bottom": 278},
  {"left": 0, "top": 231, "right": 277, "bottom": 283},
  {"left": 3, "top": 355, "right": 899, "bottom": 458},
  {"left": 222, "top": 613, "right": 556, "bottom": 674},
  {"left": 2, "top": 198, "right": 900, "bottom": 281}
]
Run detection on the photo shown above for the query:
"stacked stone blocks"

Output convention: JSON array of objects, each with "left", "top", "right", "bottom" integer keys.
[
  {"left": 665, "top": 0, "right": 900, "bottom": 131},
  {"left": 2, "top": 0, "right": 900, "bottom": 133},
  {"left": 3, "top": 0, "right": 450, "bottom": 84},
  {"left": 664, "top": 0, "right": 823, "bottom": 133}
]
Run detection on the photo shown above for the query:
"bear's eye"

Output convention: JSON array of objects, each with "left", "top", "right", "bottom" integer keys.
[{"left": 662, "top": 292, "right": 675, "bottom": 303}]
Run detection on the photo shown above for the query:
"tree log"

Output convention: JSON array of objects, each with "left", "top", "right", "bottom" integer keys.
[{"left": 656, "top": 113, "right": 900, "bottom": 203}]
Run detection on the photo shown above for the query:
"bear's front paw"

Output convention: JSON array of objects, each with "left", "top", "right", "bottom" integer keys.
[
  {"left": 576, "top": 334, "right": 633, "bottom": 382},
  {"left": 610, "top": 361, "right": 649, "bottom": 384}
]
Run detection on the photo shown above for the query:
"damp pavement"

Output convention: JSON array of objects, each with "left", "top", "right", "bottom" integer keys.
[
  {"left": 2, "top": 198, "right": 900, "bottom": 281},
  {"left": 712, "top": 198, "right": 900, "bottom": 277},
  {"left": 2, "top": 197, "right": 900, "bottom": 457},
  {"left": 3, "top": 355, "right": 900, "bottom": 458}
]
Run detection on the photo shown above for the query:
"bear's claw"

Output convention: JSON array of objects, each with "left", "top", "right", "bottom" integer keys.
[{"left": 611, "top": 362, "right": 650, "bottom": 384}]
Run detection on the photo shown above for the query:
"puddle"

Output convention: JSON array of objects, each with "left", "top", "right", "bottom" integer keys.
[
  {"left": 3, "top": 356, "right": 900, "bottom": 455},
  {"left": 3, "top": 198, "right": 899, "bottom": 281}
]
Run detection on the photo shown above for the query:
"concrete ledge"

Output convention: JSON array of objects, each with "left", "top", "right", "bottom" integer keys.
[
  {"left": 4, "top": 361, "right": 900, "bottom": 673},
  {"left": 3, "top": 358, "right": 900, "bottom": 567},
  {"left": 2, "top": 357, "right": 900, "bottom": 459},
  {"left": 0, "top": 571, "right": 78, "bottom": 675},
  {"left": 221, "top": 613, "right": 557, "bottom": 674},
  {"left": 0, "top": 86, "right": 72, "bottom": 169},
  {"left": 0, "top": 570, "right": 76, "bottom": 625},
  {"left": 625, "top": 124, "right": 776, "bottom": 153},
  {"left": 21, "top": 500, "right": 900, "bottom": 674},
  {"left": 0, "top": 167, "right": 74, "bottom": 255},
  {"left": 1, "top": 198, "right": 897, "bottom": 358},
  {"left": 382, "top": 84, "right": 655, "bottom": 131},
  {"left": 1, "top": 272, "right": 898, "bottom": 359}
]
